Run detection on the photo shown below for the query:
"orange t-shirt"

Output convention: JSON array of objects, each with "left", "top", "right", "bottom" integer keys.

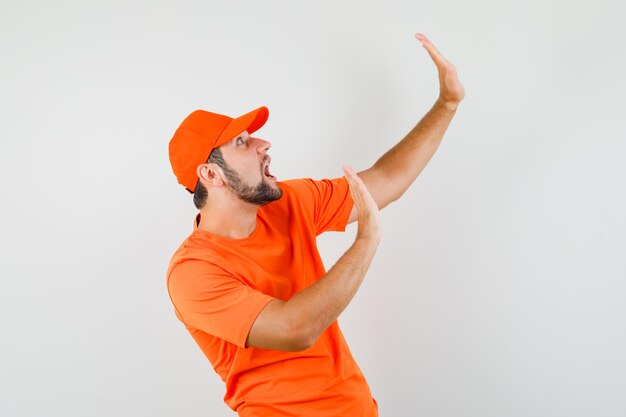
[{"left": 166, "top": 176, "right": 378, "bottom": 417}]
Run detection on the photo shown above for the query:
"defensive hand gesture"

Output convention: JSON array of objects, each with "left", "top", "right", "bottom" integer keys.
[
  {"left": 342, "top": 165, "right": 381, "bottom": 245},
  {"left": 415, "top": 33, "right": 465, "bottom": 109}
]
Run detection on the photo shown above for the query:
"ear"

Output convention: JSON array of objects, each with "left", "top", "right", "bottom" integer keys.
[{"left": 196, "top": 163, "right": 225, "bottom": 188}]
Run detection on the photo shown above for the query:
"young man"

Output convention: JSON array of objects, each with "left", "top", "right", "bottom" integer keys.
[{"left": 166, "top": 33, "right": 464, "bottom": 417}]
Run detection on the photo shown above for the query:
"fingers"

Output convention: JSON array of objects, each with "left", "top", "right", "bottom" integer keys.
[
  {"left": 414, "top": 33, "right": 450, "bottom": 69},
  {"left": 415, "top": 33, "right": 442, "bottom": 56},
  {"left": 342, "top": 165, "right": 377, "bottom": 209},
  {"left": 342, "top": 165, "right": 366, "bottom": 192},
  {"left": 343, "top": 165, "right": 364, "bottom": 198},
  {"left": 342, "top": 165, "right": 358, "bottom": 180},
  {"left": 342, "top": 165, "right": 359, "bottom": 198}
]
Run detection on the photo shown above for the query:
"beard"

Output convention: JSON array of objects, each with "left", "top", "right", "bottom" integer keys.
[{"left": 223, "top": 160, "right": 283, "bottom": 206}]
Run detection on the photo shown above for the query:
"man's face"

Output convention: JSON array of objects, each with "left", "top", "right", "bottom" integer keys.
[{"left": 217, "top": 130, "right": 283, "bottom": 206}]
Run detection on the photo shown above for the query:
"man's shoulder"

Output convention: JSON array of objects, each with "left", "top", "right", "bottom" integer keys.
[
  {"left": 260, "top": 178, "right": 307, "bottom": 212},
  {"left": 278, "top": 177, "right": 314, "bottom": 191},
  {"left": 166, "top": 233, "right": 228, "bottom": 278},
  {"left": 276, "top": 177, "right": 330, "bottom": 202},
  {"left": 280, "top": 176, "right": 348, "bottom": 192}
]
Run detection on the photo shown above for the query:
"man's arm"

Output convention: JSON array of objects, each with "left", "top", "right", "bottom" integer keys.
[
  {"left": 347, "top": 33, "right": 465, "bottom": 224},
  {"left": 246, "top": 166, "right": 380, "bottom": 351}
]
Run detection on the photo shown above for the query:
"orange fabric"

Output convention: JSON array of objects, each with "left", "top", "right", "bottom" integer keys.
[{"left": 166, "top": 176, "right": 379, "bottom": 417}]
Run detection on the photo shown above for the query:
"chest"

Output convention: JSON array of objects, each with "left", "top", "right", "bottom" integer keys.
[{"left": 227, "top": 225, "right": 324, "bottom": 300}]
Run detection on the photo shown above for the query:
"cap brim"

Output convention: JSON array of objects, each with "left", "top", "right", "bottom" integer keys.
[{"left": 215, "top": 106, "right": 269, "bottom": 148}]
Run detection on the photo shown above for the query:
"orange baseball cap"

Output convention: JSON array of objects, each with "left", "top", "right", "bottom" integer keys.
[{"left": 169, "top": 106, "right": 269, "bottom": 193}]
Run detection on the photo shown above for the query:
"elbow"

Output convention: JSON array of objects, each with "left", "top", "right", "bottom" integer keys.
[
  {"left": 285, "top": 312, "right": 315, "bottom": 352},
  {"left": 288, "top": 335, "right": 312, "bottom": 352},
  {"left": 388, "top": 190, "right": 405, "bottom": 206}
]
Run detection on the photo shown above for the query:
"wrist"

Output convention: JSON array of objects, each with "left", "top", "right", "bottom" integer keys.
[
  {"left": 354, "top": 235, "right": 381, "bottom": 249},
  {"left": 435, "top": 97, "right": 460, "bottom": 112}
]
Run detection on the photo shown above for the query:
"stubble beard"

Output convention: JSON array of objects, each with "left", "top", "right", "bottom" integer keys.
[{"left": 225, "top": 163, "right": 283, "bottom": 206}]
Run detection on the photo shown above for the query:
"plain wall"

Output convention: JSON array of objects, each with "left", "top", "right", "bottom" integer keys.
[{"left": 1, "top": 0, "right": 625, "bottom": 416}]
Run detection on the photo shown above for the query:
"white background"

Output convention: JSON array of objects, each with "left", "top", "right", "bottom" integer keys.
[{"left": 1, "top": 0, "right": 625, "bottom": 416}]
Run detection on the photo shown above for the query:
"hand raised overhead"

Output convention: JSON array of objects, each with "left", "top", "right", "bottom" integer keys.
[{"left": 415, "top": 33, "right": 465, "bottom": 108}]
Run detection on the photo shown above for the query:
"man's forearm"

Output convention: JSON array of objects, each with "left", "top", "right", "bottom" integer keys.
[
  {"left": 285, "top": 237, "right": 379, "bottom": 348},
  {"left": 371, "top": 99, "right": 458, "bottom": 203}
]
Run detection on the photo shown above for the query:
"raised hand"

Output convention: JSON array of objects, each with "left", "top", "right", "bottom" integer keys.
[
  {"left": 415, "top": 33, "right": 465, "bottom": 108},
  {"left": 342, "top": 166, "right": 381, "bottom": 245}
]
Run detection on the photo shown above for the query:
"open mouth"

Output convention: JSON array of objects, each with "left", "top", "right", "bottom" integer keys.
[{"left": 263, "top": 158, "right": 276, "bottom": 180}]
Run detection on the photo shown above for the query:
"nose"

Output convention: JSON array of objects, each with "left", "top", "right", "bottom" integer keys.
[{"left": 254, "top": 137, "right": 271, "bottom": 154}]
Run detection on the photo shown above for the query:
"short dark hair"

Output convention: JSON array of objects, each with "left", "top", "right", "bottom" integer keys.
[{"left": 193, "top": 147, "right": 227, "bottom": 210}]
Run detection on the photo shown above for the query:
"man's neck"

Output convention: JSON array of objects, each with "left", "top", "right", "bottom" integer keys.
[{"left": 197, "top": 199, "right": 260, "bottom": 239}]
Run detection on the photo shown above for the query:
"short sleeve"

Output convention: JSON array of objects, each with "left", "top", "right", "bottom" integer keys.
[
  {"left": 282, "top": 176, "right": 354, "bottom": 235},
  {"left": 167, "top": 260, "right": 276, "bottom": 349}
]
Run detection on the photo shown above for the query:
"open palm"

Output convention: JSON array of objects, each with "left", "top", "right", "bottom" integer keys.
[{"left": 415, "top": 33, "right": 465, "bottom": 107}]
